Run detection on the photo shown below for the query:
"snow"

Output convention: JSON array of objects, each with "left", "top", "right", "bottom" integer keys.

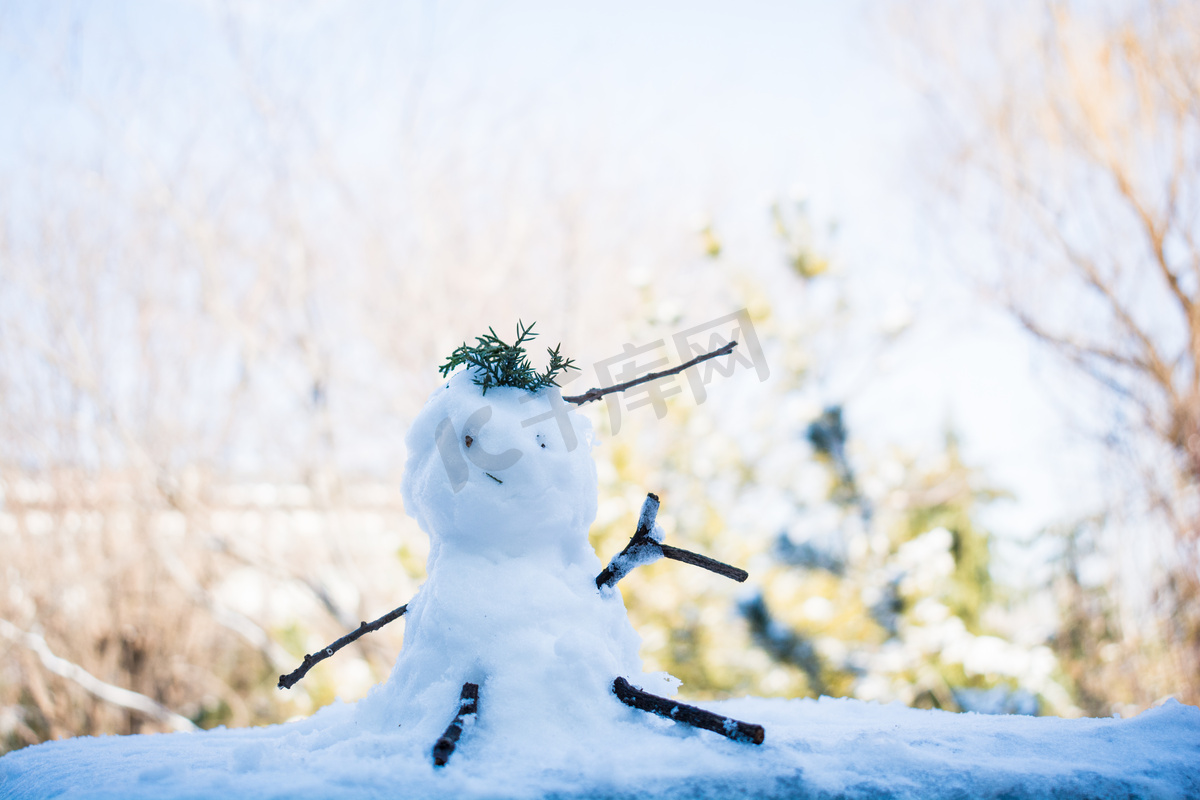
[
  {"left": 2, "top": 697, "right": 1197, "bottom": 799},
  {"left": 3, "top": 369, "right": 1199, "bottom": 798}
]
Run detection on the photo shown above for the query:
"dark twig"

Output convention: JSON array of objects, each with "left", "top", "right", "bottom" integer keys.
[
  {"left": 659, "top": 544, "right": 749, "bottom": 583},
  {"left": 613, "top": 677, "right": 764, "bottom": 745},
  {"left": 596, "top": 493, "right": 663, "bottom": 589},
  {"left": 564, "top": 341, "right": 737, "bottom": 406},
  {"left": 597, "top": 493, "right": 749, "bottom": 589},
  {"left": 277, "top": 603, "right": 408, "bottom": 690},
  {"left": 433, "top": 682, "right": 480, "bottom": 767}
]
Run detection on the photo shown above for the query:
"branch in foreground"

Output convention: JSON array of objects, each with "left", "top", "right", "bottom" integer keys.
[
  {"left": 597, "top": 493, "right": 749, "bottom": 589},
  {"left": 564, "top": 340, "right": 737, "bottom": 406},
  {"left": 612, "top": 677, "right": 764, "bottom": 745},
  {"left": 0, "top": 617, "right": 198, "bottom": 733},
  {"left": 277, "top": 604, "right": 408, "bottom": 690},
  {"left": 596, "top": 492, "right": 664, "bottom": 589}
]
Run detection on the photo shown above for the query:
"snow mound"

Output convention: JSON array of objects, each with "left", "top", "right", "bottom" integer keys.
[{"left": 2, "top": 696, "right": 1197, "bottom": 799}]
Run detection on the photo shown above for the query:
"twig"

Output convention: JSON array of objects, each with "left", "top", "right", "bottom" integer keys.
[
  {"left": 659, "top": 544, "right": 748, "bottom": 583},
  {"left": 432, "top": 682, "right": 480, "bottom": 767},
  {"left": 597, "top": 493, "right": 749, "bottom": 589},
  {"left": 277, "top": 603, "right": 408, "bottom": 690},
  {"left": 613, "top": 677, "right": 764, "bottom": 745},
  {"left": 596, "top": 493, "right": 663, "bottom": 589},
  {"left": 564, "top": 341, "right": 737, "bottom": 405},
  {"left": 0, "top": 617, "right": 198, "bottom": 733}
]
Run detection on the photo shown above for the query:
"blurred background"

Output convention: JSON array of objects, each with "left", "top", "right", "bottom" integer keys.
[{"left": 1, "top": 0, "right": 1197, "bottom": 752}]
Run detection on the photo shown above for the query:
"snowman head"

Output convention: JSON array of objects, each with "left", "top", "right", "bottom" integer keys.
[{"left": 402, "top": 364, "right": 597, "bottom": 563}]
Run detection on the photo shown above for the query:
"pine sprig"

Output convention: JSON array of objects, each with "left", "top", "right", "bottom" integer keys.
[{"left": 438, "top": 320, "right": 579, "bottom": 394}]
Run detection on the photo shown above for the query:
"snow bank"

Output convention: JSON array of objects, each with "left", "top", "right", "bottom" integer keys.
[{"left": 2, "top": 696, "right": 1197, "bottom": 799}]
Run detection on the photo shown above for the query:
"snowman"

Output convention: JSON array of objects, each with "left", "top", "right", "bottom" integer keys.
[{"left": 279, "top": 323, "right": 762, "bottom": 766}]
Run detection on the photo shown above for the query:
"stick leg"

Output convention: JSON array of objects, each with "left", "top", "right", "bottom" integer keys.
[
  {"left": 613, "top": 677, "right": 764, "bottom": 745},
  {"left": 432, "top": 682, "right": 480, "bottom": 767}
]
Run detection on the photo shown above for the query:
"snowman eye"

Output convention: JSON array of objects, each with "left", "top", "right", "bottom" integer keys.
[{"left": 464, "top": 435, "right": 473, "bottom": 448}]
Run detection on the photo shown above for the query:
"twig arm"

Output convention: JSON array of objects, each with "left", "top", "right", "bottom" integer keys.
[
  {"left": 564, "top": 341, "right": 737, "bottom": 405},
  {"left": 0, "top": 617, "right": 198, "bottom": 732},
  {"left": 596, "top": 493, "right": 663, "bottom": 589},
  {"left": 660, "top": 544, "right": 748, "bottom": 583},
  {"left": 277, "top": 603, "right": 408, "bottom": 690},
  {"left": 596, "top": 493, "right": 749, "bottom": 589}
]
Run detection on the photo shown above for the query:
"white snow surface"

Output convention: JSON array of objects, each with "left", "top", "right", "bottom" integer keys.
[
  {"left": 2, "top": 696, "right": 1197, "bottom": 799},
  {"left": 3, "top": 372, "right": 1198, "bottom": 798}
]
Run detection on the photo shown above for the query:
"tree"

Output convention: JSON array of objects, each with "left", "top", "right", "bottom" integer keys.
[
  {"left": 586, "top": 201, "right": 1071, "bottom": 715},
  {"left": 892, "top": 0, "right": 1200, "bottom": 706}
]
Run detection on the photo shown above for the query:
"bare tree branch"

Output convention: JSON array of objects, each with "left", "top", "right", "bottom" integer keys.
[
  {"left": 896, "top": 0, "right": 1200, "bottom": 704},
  {"left": 1011, "top": 309, "right": 1170, "bottom": 437},
  {"left": 1001, "top": 166, "right": 1181, "bottom": 402},
  {"left": 0, "top": 618, "right": 199, "bottom": 733}
]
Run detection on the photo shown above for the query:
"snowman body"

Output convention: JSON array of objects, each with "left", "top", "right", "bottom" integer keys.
[{"left": 361, "top": 370, "right": 670, "bottom": 757}]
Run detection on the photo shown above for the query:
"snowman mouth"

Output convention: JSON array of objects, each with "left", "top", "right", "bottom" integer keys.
[{"left": 484, "top": 472, "right": 504, "bottom": 484}]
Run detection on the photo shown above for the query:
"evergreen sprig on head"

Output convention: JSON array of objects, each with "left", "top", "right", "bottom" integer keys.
[{"left": 438, "top": 320, "right": 578, "bottom": 394}]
